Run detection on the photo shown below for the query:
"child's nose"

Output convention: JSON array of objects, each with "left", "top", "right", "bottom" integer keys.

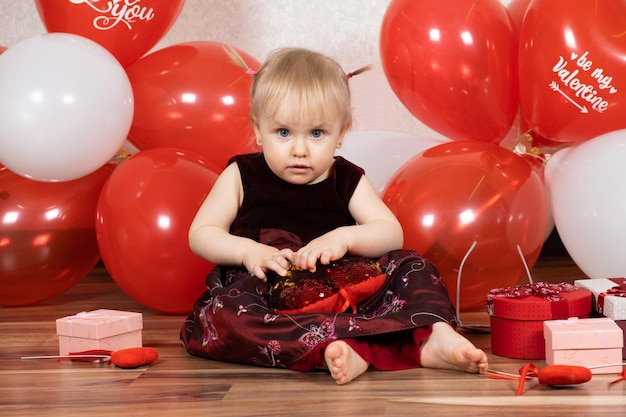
[{"left": 291, "top": 137, "right": 308, "bottom": 156}]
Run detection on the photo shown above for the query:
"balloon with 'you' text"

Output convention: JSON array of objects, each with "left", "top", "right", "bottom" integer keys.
[{"left": 35, "top": 0, "right": 185, "bottom": 67}]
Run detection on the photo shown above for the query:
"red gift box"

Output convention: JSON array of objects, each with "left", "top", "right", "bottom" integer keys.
[{"left": 487, "top": 282, "right": 592, "bottom": 359}]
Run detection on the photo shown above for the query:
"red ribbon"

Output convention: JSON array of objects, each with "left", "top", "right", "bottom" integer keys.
[
  {"left": 488, "top": 282, "right": 580, "bottom": 299},
  {"left": 609, "top": 371, "right": 625, "bottom": 387},
  {"left": 487, "top": 282, "right": 582, "bottom": 319},
  {"left": 516, "top": 363, "right": 540, "bottom": 395},
  {"left": 597, "top": 278, "right": 626, "bottom": 315},
  {"left": 483, "top": 363, "right": 595, "bottom": 396}
]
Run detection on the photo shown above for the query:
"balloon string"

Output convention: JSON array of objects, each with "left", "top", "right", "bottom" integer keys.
[
  {"left": 512, "top": 131, "right": 549, "bottom": 164},
  {"left": 481, "top": 369, "right": 523, "bottom": 381},
  {"left": 456, "top": 241, "right": 477, "bottom": 329},
  {"left": 517, "top": 245, "right": 534, "bottom": 284},
  {"left": 456, "top": 243, "right": 534, "bottom": 330}
]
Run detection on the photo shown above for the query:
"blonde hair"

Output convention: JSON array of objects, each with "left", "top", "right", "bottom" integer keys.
[{"left": 225, "top": 46, "right": 369, "bottom": 137}]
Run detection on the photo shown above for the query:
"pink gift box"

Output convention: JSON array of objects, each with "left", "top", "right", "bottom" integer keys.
[
  {"left": 544, "top": 317, "right": 623, "bottom": 374},
  {"left": 56, "top": 309, "right": 143, "bottom": 356},
  {"left": 616, "top": 320, "right": 626, "bottom": 359}
]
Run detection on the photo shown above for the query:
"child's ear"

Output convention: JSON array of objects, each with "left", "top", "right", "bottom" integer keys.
[
  {"left": 337, "top": 130, "right": 348, "bottom": 149},
  {"left": 339, "top": 120, "right": 351, "bottom": 145}
]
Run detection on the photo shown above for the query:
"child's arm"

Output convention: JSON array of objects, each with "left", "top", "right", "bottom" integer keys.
[
  {"left": 293, "top": 175, "right": 404, "bottom": 271},
  {"left": 188, "top": 163, "right": 292, "bottom": 280}
]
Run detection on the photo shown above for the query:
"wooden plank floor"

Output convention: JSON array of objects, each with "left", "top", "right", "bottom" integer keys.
[{"left": 1, "top": 257, "right": 625, "bottom": 417}]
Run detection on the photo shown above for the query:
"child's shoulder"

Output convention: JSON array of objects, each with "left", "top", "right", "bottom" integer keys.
[
  {"left": 334, "top": 156, "right": 365, "bottom": 177},
  {"left": 228, "top": 152, "right": 264, "bottom": 167}
]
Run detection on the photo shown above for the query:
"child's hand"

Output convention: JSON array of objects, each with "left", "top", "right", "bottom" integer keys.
[
  {"left": 293, "top": 231, "right": 348, "bottom": 272},
  {"left": 243, "top": 245, "right": 294, "bottom": 281}
]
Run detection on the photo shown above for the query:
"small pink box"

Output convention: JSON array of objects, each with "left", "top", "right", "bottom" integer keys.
[
  {"left": 544, "top": 317, "right": 623, "bottom": 374},
  {"left": 56, "top": 309, "right": 143, "bottom": 356}
]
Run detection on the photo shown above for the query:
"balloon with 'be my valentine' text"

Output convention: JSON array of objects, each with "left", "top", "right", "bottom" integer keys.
[{"left": 519, "top": 0, "right": 626, "bottom": 142}]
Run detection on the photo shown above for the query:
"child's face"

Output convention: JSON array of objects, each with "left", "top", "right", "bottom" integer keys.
[{"left": 255, "top": 101, "right": 346, "bottom": 185}]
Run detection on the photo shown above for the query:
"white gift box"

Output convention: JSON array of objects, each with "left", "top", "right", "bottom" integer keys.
[{"left": 574, "top": 278, "right": 626, "bottom": 320}]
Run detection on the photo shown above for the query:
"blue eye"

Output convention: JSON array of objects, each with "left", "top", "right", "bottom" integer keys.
[
  {"left": 311, "top": 129, "right": 323, "bottom": 139},
  {"left": 277, "top": 128, "right": 290, "bottom": 138}
]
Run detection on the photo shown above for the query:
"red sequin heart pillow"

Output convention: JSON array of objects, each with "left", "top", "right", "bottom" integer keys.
[{"left": 269, "top": 256, "right": 386, "bottom": 314}]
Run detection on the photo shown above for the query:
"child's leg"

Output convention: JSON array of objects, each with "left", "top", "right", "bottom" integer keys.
[
  {"left": 324, "top": 328, "right": 428, "bottom": 385},
  {"left": 293, "top": 322, "right": 488, "bottom": 384},
  {"left": 419, "top": 321, "right": 488, "bottom": 373},
  {"left": 324, "top": 341, "right": 370, "bottom": 385},
  {"left": 328, "top": 322, "right": 489, "bottom": 383}
]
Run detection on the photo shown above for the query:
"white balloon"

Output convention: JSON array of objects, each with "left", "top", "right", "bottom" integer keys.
[
  {"left": 0, "top": 33, "right": 134, "bottom": 182},
  {"left": 337, "top": 130, "right": 449, "bottom": 194},
  {"left": 545, "top": 129, "right": 626, "bottom": 278}
]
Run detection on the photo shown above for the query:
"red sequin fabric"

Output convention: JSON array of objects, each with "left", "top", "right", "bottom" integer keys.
[{"left": 268, "top": 256, "right": 383, "bottom": 312}]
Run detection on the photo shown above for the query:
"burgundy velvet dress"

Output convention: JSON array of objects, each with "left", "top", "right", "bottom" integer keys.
[{"left": 180, "top": 153, "right": 458, "bottom": 371}]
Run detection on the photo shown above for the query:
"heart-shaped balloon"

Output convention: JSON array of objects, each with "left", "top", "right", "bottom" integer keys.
[
  {"left": 380, "top": 0, "right": 518, "bottom": 144},
  {"left": 35, "top": 0, "right": 185, "bottom": 67},
  {"left": 519, "top": 0, "right": 626, "bottom": 142}
]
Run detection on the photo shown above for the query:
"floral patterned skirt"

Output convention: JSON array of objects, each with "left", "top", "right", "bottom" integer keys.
[{"left": 180, "top": 249, "right": 457, "bottom": 370}]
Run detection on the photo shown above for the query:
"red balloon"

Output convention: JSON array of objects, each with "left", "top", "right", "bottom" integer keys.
[
  {"left": 505, "top": 0, "right": 528, "bottom": 116},
  {"left": 383, "top": 142, "right": 547, "bottom": 311},
  {"left": 519, "top": 0, "right": 626, "bottom": 142},
  {"left": 380, "top": 0, "right": 518, "bottom": 144},
  {"left": 126, "top": 42, "right": 260, "bottom": 170},
  {"left": 34, "top": 0, "right": 184, "bottom": 67},
  {"left": 507, "top": 0, "right": 532, "bottom": 36},
  {"left": 0, "top": 164, "right": 113, "bottom": 307},
  {"left": 96, "top": 148, "right": 218, "bottom": 314}
]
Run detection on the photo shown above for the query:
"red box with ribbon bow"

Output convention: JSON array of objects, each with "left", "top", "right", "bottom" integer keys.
[
  {"left": 486, "top": 282, "right": 592, "bottom": 359},
  {"left": 56, "top": 309, "right": 143, "bottom": 356}
]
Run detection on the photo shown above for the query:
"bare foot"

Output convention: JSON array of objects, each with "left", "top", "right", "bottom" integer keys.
[
  {"left": 419, "top": 322, "right": 488, "bottom": 373},
  {"left": 324, "top": 340, "right": 369, "bottom": 385}
]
